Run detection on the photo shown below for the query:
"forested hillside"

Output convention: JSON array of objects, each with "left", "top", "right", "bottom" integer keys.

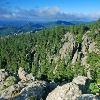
[{"left": 0, "top": 20, "right": 100, "bottom": 95}]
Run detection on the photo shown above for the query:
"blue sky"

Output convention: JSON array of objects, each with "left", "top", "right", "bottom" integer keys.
[{"left": 0, "top": 0, "right": 100, "bottom": 21}]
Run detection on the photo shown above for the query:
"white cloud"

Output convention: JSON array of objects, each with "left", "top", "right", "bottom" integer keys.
[{"left": 0, "top": 7, "right": 100, "bottom": 21}]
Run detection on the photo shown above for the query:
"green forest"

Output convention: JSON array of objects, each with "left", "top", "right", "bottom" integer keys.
[{"left": 0, "top": 20, "right": 100, "bottom": 94}]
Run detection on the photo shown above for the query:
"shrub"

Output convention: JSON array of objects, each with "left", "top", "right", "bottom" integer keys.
[{"left": 89, "top": 83, "right": 100, "bottom": 94}]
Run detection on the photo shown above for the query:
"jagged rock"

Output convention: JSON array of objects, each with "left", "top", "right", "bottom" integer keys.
[
  {"left": 0, "top": 81, "right": 48, "bottom": 100},
  {"left": 0, "top": 69, "right": 8, "bottom": 83},
  {"left": 88, "top": 42, "right": 96, "bottom": 53},
  {"left": 18, "top": 67, "right": 27, "bottom": 81},
  {"left": 72, "top": 50, "right": 78, "bottom": 64},
  {"left": 81, "top": 34, "right": 92, "bottom": 55},
  {"left": 26, "top": 73, "right": 35, "bottom": 81},
  {"left": 72, "top": 76, "right": 88, "bottom": 86},
  {"left": 72, "top": 76, "right": 90, "bottom": 93},
  {"left": 14, "top": 81, "right": 47, "bottom": 100},
  {"left": 59, "top": 32, "right": 76, "bottom": 60},
  {"left": 46, "top": 76, "right": 90, "bottom": 100},
  {"left": 18, "top": 67, "right": 35, "bottom": 81},
  {"left": 89, "top": 42, "right": 100, "bottom": 54}
]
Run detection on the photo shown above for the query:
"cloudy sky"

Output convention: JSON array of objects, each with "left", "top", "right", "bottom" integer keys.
[{"left": 0, "top": 0, "right": 100, "bottom": 21}]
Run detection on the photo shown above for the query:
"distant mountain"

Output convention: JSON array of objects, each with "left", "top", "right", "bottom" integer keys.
[
  {"left": 55, "top": 20, "right": 74, "bottom": 25},
  {"left": 0, "top": 20, "right": 83, "bottom": 36}
]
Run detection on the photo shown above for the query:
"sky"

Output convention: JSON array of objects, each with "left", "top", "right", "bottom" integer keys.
[{"left": 0, "top": 0, "right": 100, "bottom": 21}]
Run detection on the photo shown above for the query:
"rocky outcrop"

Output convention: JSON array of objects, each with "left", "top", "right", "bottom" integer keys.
[
  {"left": 0, "top": 69, "right": 8, "bottom": 83},
  {"left": 0, "top": 84, "right": 23, "bottom": 99},
  {"left": 46, "top": 76, "right": 90, "bottom": 100},
  {"left": 72, "top": 50, "right": 78, "bottom": 64},
  {"left": 46, "top": 82, "right": 81, "bottom": 100},
  {"left": 72, "top": 76, "right": 89, "bottom": 93},
  {"left": 0, "top": 80, "right": 48, "bottom": 100},
  {"left": 13, "top": 81, "right": 48, "bottom": 100},
  {"left": 18, "top": 67, "right": 27, "bottom": 81},
  {"left": 0, "top": 76, "right": 16, "bottom": 91},
  {"left": 59, "top": 32, "right": 77, "bottom": 60},
  {"left": 18, "top": 67, "right": 35, "bottom": 81}
]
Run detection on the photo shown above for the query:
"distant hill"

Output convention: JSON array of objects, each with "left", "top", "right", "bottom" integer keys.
[{"left": 0, "top": 20, "right": 83, "bottom": 36}]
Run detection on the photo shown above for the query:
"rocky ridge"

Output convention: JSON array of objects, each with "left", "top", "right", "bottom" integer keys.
[{"left": 0, "top": 68, "right": 100, "bottom": 100}]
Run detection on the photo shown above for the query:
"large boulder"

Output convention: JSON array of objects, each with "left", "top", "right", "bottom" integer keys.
[
  {"left": 46, "top": 82, "right": 81, "bottom": 100},
  {"left": 72, "top": 76, "right": 90, "bottom": 93},
  {"left": 0, "top": 69, "right": 8, "bottom": 83},
  {"left": 46, "top": 76, "right": 90, "bottom": 100}
]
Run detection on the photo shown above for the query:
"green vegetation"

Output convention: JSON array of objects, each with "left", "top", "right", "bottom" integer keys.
[
  {"left": 0, "top": 20, "right": 100, "bottom": 87},
  {"left": 87, "top": 52, "right": 100, "bottom": 94},
  {"left": 89, "top": 83, "right": 100, "bottom": 94}
]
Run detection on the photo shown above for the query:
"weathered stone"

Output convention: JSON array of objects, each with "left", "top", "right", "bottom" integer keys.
[
  {"left": 0, "top": 81, "right": 48, "bottom": 100},
  {"left": 13, "top": 81, "right": 48, "bottom": 100},
  {"left": 72, "top": 76, "right": 90, "bottom": 93},
  {"left": 72, "top": 50, "right": 78, "bottom": 64},
  {"left": 0, "top": 69, "right": 8, "bottom": 83},
  {"left": 18, "top": 67, "right": 27, "bottom": 81},
  {"left": 59, "top": 32, "right": 76, "bottom": 60},
  {"left": 46, "top": 82, "right": 81, "bottom": 100},
  {"left": 72, "top": 76, "right": 88, "bottom": 86},
  {"left": 46, "top": 76, "right": 90, "bottom": 100},
  {"left": 0, "top": 84, "right": 22, "bottom": 99},
  {"left": 18, "top": 67, "right": 35, "bottom": 82},
  {"left": 26, "top": 73, "right": 35, "bottom": 81}
]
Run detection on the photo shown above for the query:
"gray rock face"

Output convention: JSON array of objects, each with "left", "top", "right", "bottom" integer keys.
[
  {"left": 14, "top": 81, "right": 47, "bottom": 100},
  {"left": 59, "top": 32, "right": 77, "bottom": 60},
  {"left": 46, "top": 76, "right": 90, "bottom": 100},
  {"left": 0, "top": 81, "right": 48, "bottom": 100},
  {"left": 46, "top": 82, "right": 81, "bottom": 100}
]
